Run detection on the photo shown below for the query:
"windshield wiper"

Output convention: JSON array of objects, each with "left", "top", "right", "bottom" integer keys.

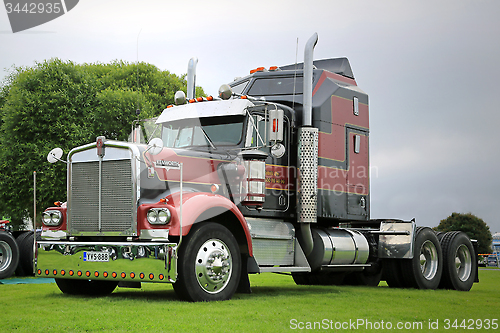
[{"left": 200, "top": 127, "right": 217, "bottom": 150}]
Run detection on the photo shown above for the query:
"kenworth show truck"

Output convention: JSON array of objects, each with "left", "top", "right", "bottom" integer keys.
[{"left": 37, "top": 34, "right": 478, "bottom": 301}]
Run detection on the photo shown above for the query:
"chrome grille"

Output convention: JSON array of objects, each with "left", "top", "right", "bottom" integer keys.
[{"left": 70, "top": 159, "right": 134, "bottom": 234}]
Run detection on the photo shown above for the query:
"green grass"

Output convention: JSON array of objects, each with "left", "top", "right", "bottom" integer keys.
[{"left": 1, "top": 270, "right": 499, "bottom": 332}]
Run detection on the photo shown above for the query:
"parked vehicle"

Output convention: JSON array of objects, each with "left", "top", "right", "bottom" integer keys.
[{"left": 37, "top": 33, "right": 478, "bottom": 301}]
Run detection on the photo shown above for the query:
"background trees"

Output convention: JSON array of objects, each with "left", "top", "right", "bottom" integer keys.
[
  {"left": 435, "top": 212, "right": 493, "bottom": 254},
  {"left": 0, "top": 59, "right": 202, "bottom": 230}
]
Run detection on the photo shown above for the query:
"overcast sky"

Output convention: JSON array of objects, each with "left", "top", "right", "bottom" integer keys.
[{"left": 1, "top": 0, "right": 499, "bottom": 233}]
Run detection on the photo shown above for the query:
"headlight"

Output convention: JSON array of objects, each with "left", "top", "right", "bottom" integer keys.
[
  {"left": 146, "top": 208, "right": 171, "bottom": 225},
  {"left": 42, "top": 210, "right": 63, "bottom": 226}
]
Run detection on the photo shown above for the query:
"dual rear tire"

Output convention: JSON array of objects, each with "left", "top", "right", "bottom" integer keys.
[
  {"left": 0, "top": 231, "right": 19, "bottom": 279},
  {"left": 384, "top": 228, "right": 475, "bottom": 291}
]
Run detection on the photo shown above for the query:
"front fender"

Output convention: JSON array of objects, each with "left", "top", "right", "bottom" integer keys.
[{"left": 166, "top": 192, "right": 252, "bottom": 256}]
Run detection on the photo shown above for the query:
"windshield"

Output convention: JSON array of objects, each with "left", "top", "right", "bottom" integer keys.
[{"left": 161, "top": 115, "right": 245, "bottom": 148}]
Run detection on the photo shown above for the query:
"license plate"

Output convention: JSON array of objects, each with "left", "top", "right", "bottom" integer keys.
[{"left": 83, "top": 251, "right": 109, "bottom": 262}]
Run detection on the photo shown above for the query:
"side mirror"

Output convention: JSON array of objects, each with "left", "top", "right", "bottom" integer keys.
[
  {"left": 146, "top": 138, "right": 164, "bottom": 155},
  {"left": 175, "top": 91, "right": 186, "bottom": 105},
  {"left": 218, "top": 84, "right": 232, "bottom": 100},
  {"left": 268, "top": 109, "right": 284, "bottom": 143},
  {"left": 47, "top": 148, "right": 66, "bottom": 164}
]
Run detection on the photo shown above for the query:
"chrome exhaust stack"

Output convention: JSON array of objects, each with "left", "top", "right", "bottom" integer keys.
[
  {"left": 297, "top": 33, "right": 319, "bottom": 256},
  {"left": 187, "top": 57, "right": 198, "bottom": 99}
]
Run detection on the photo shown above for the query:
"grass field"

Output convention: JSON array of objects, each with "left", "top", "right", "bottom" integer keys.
[{"left": 1, "top": 269, "right": 499, "bottom": 332}]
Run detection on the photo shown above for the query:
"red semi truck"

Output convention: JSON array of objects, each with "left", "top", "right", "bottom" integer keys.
[{"left": 36, "top": 33, "right": 478, "bottom": 301}]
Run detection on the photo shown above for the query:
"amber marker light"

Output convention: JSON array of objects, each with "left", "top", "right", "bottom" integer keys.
[
  {"left": 45, "top": 269, "right": 49, "bottom": 275},
  {"left": 103, "top": 271, "right": 108, "bottom": 278},
  {"left": 94, "top": 271, "right": 99, "bottom": 277},
  {"left": 53, "top": 270, "right": 57, "bottom": 275},
  {"left": 60, "top": 270, "right": 65, "bottom": 276},
  {"left": 86, "top": 271, "right": 91, "bottom": 277},
  {"left": 130, "top": 272, "right": 135, "bottom": 279},
  {"left": 112, "top": 272, "right": 117, "bottom": 278},
  {"left": 206, "top": 96, "right": 213, "bottom": 101},
  {"left": 140, "top": 273, "right": 145, "bottom": 279},
  {"left": 69, "top": 270, "right": 74, "bottom": 276},
  {"left": 149, "top": 273, "right": 154, "bottom": 280},
  {"left": 37, "top": 269, "right": 41, "bottom": 275},
  {"left": 159, "top": 274, "right": 164, "bottom": 280},
  {"left": 121, "top": 272, "right": 126, "bottom": 278},
  {"left": 77, "top": 271, "right": 82, "bottom": 276},
  {"left": 196, "top": 97, "right": 203, "bottom": 102}
]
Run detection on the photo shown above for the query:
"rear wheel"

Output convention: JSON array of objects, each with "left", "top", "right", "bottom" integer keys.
[
  {"left": 401, "top": 227, "right": 442, "bottom": 289},
  {"left": 173, "top": 223, "right": 241, "bottom": 302},
  {"left": 17, "top": 232, "right": 39, "bottom": 276},
  {"left": 439, "top": 231, "right": 476, "bottom": 291},
  {"left": 382, "top": 259, "right": 405, "bottom": 288},
  {"left": 0, "top": 231, "right": 19, "bottom": 279},
  {"left": 55, "top": 279, "right": 118, "bottom": 296},
  {"left": 347, "top": 260, "right": 383, "bottom": 286}
]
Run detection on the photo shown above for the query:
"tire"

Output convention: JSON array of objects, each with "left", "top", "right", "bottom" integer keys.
[
  {"left": 55, "top": 279, "right": 118, "bottom": 296},
  {"left": 439, "top": 231, "right": 476, "bottom": 291},
  {"left": 173, "top": 223, "right": 241, "bottom": 302},
  {"left": 0, "top": 231, "right": 20, "bottom": 279},
  {"left": 15, "top": 231, "right": 39, "bottom": 276},
  {"left": 347, "top": 260, "right": 383, "bottom": 286},
  {"left": 382, "top": 259, "right": 405, "bottom": 288},
  {"left": 14, "top": 231, "right": 31, "bottom": 276},
  {"left": 401, "top": 227, "right": 442, "bottom": 289},
  {"left": 18, "top": 232, "right": 39, "bottom": 276}
]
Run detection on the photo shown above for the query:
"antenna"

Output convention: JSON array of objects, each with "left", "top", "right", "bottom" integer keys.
[{"left": 292, "top": 37, "right": 298, "bottom": 110}]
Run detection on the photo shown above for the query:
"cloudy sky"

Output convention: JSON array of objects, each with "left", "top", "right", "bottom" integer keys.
[{"left": 1, "top": 0, "right": 499, "bottom": 233}]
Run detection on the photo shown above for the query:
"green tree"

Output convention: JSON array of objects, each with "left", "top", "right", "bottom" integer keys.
[
  {"left": 435, "top": 212, "right": 493, "bottom": 254},
  {"left": 0, "top": 58, "right": 204, "bottom": 230}
]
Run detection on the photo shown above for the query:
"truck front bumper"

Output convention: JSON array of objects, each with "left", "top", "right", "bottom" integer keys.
[{"left": 36, "top": 240, "right": 178, "bottom": 283}]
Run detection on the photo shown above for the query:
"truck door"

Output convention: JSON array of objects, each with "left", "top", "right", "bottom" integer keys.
[{"left": 346, "top": 126, "right": 369, "bottom": 217}]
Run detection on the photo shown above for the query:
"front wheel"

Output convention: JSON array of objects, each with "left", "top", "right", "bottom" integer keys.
[{"left": 173, "top": 223, "right": 241, "bottom": 302}]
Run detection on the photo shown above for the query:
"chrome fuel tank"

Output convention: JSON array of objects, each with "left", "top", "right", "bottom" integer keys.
[{"left": 307, "top": 228, "right": 370, "bottom": 270}]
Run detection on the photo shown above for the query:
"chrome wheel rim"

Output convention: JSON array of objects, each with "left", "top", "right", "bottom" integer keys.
[
  {"left": 0, "top": 240, "right": 13, "bottom": 272},
  {"left": 419, "top": 240, "right": 439, "bottom": 280},
  {"left": 455, "top": 244, "right": 472, "bottom": 282},
  {"left": 195, "top": 239, "right": 232, "bottom": 294}
]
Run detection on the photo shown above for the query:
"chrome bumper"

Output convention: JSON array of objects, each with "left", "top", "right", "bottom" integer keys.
[{"left": 36, "top": 240, "right": 178, "bottom": 283}]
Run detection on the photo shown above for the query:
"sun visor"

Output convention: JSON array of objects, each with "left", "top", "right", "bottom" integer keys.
[{"left": 156, "top": 99, "right": 255, "bottom": 124}]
